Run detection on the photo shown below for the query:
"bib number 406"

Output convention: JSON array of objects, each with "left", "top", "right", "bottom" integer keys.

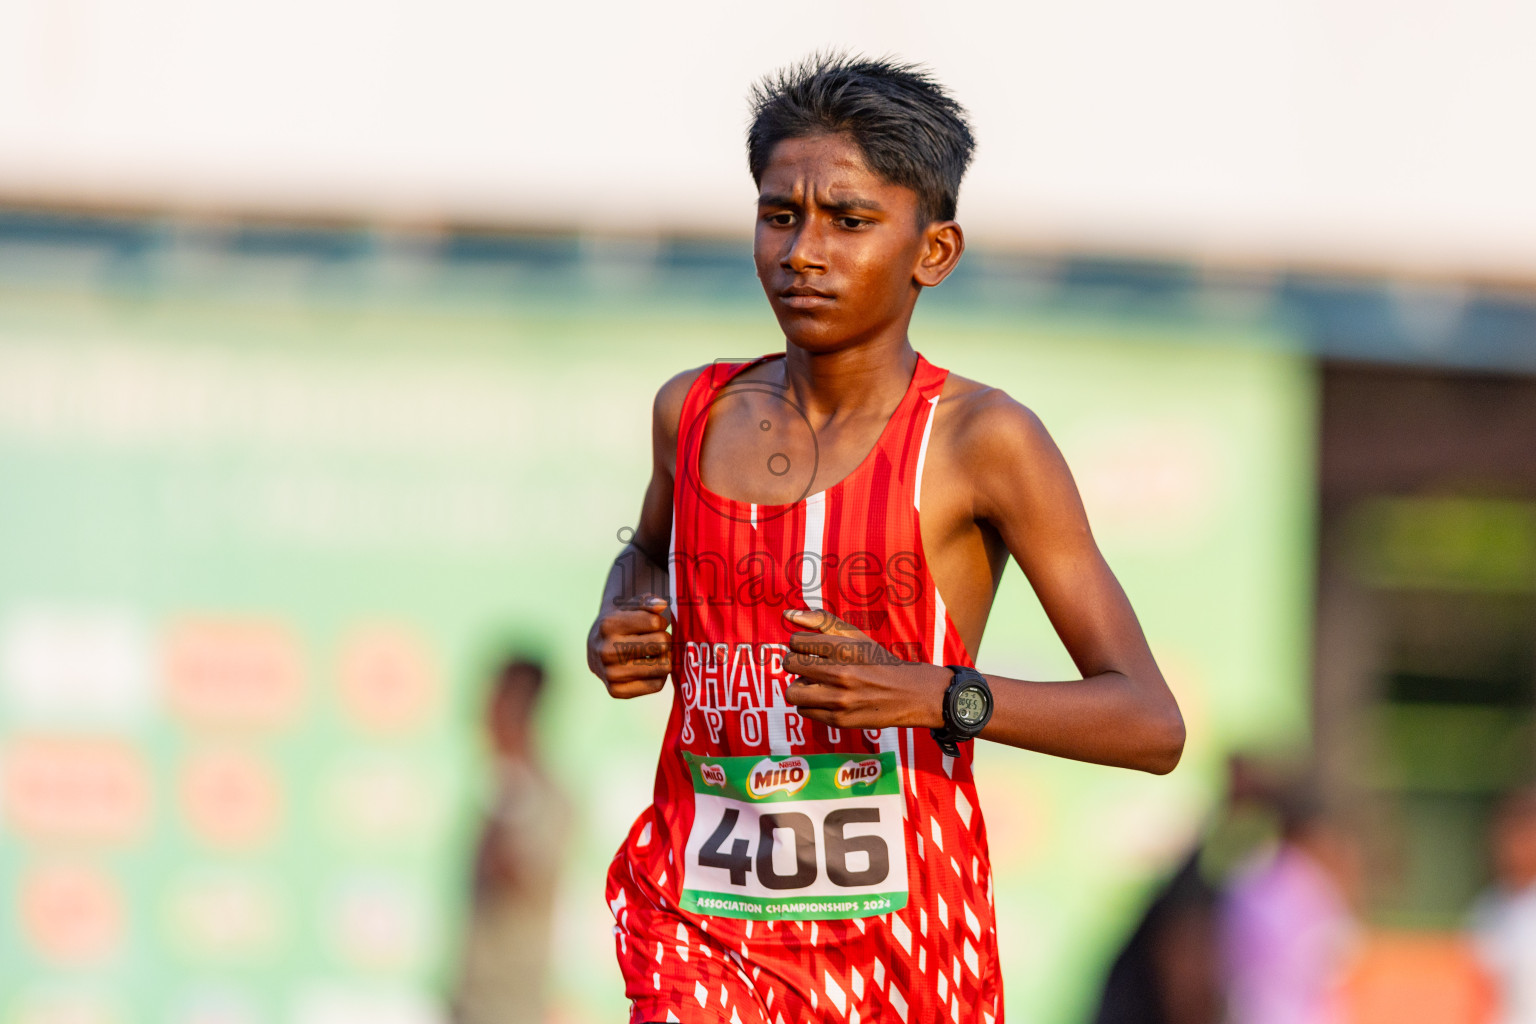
[{"left": 699, "top": 806, "right": 890, "bottom": 890}]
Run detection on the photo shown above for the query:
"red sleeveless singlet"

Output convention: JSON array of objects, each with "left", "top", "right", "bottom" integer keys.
[{"left": 607, "top": 352, "right": 1003, "bottom": 1024}]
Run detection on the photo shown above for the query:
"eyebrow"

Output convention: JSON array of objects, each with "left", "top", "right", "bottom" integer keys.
[{"left": 757, "top": 192, "right": 887, "bottom": 214}]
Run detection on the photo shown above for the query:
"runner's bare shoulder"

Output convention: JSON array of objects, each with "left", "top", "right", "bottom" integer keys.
[
  {"left": 933, "top": 372, "right": 1069, "bottom": 515},
  {"left": 653, "top": 365, "right": 711, "bottom": 472}
]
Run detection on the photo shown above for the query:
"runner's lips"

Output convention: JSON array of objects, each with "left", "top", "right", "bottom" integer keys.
[{"left": 778, "top": 287, "right": 835, "bottom": 310}]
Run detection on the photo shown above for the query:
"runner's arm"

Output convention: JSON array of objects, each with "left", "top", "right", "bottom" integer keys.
[
  {"left": 586, "top": 368, "right": 700, "bottom": 698},
  {"left": 961, "top": 392, "right": 1185, "bottom": 773}
]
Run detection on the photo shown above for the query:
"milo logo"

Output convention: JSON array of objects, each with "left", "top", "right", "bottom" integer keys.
[
  {"left": 746, "top": 756, "right": 810, "bottom": 800},
  {"left": 835, "top": 758, "right": 883, "bottom": 789},
  {"left": 698, "top": 763, "right": 727, "bottom": 788}
]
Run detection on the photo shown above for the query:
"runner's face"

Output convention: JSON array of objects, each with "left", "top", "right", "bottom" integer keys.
[{"left": 754, "top": 134, "right": 930, "bottom": 353}]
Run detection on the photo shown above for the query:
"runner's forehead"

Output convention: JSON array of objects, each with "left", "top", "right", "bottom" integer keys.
[
  {"left": 756, "top": 185, "right": 890, "bottom": 212},
  {"left": 756, "top": 136, "right": 903, "bottom": 210}
]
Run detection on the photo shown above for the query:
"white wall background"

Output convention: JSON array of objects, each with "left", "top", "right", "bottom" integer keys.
[{"left": 3, "top": 0, "right": 1535, "bottom": 276}]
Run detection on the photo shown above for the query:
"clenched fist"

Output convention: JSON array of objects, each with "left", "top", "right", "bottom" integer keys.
[{"left": 588, "top": 594, "right": 673, "bottom": 699}]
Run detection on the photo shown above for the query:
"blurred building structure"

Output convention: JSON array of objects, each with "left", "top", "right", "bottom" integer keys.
[{"left": 1316, "top": 366, "right": 1536, "bottom": 930}]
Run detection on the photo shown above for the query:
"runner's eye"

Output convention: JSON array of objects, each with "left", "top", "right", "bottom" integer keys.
[{"left": 764, "top": 212, "right": 795, "bottom": 227}]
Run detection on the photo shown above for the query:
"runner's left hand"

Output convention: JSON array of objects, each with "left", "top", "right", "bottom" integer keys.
[{"left": 782, "top": 607, "right": 949, "bottom": 730}]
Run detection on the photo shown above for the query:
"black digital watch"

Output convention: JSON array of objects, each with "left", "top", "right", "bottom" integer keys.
[{"left": 930, "top": 665, "right": 993, "bottom": 757}]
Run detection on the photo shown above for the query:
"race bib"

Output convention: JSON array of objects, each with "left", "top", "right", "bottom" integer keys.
[{"left": 680, "top": 751, "right": 908, "bottom": 921}]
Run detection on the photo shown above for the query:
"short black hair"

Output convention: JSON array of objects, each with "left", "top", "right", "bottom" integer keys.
[{"left": 747, "top": 53, "right": 976, "bottom": 224}]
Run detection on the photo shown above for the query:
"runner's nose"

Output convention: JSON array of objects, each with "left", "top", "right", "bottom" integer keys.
[{"left": 782, "top": 221, "right": 827, "bottom": 274}]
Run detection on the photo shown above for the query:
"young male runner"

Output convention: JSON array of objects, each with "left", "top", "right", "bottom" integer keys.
[{"left": 588, "top": 54, "right": 1185, "bottom": 1024}]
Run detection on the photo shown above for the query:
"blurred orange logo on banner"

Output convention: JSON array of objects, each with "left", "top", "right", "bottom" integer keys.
[
  {"left": 163, "top": 620, "right": 303, "bottom": 729},
  {"left": 18, "top": 862, "right": 124, "bottom": 963},
  {"left": 179, "top": 749, "right": 282, "bottom": 849},
  {"left": 2, "top": 737, "right": 150, "bottom": 843},
  {"left": 336, "top": 626, "right": 437, "bottom": 733}
]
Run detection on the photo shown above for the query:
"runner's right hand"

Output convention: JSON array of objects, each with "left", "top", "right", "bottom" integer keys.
[{"left": 588, "top": 594, "right": 673, "bottom": 698}]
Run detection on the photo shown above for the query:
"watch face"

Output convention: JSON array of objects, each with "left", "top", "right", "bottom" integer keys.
[{"left": 953, "top": 684, "right": 989, "bottom": 727}]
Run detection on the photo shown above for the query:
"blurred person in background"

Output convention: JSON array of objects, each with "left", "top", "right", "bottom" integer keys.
[
  {"left": 1092, "top": 755, "right": 1288, "bottom": 1024},
  {"left": 1220, "top": 780, "right": 1362, "bottom": 1024},
  {"left": 1092, "top": 852, "right": 1222, "bottom": 1024},
  {"left": 1470, "top": 785, "right": 1536, "bottom": 1024},
  {"left": 450, "top": 656, "right": 570, "bottom": 1024}
]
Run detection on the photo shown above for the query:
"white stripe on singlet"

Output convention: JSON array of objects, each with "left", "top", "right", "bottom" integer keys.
[{"left": 913, "top": 394, "right": 941, "bottom": 513}]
